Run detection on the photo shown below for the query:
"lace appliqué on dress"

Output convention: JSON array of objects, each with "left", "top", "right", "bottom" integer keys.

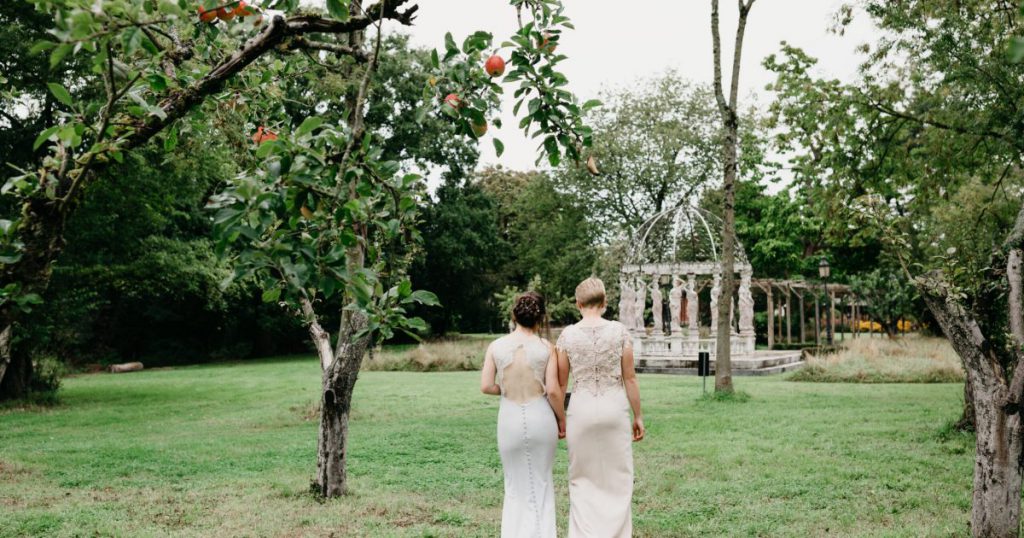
[
  {"left": 493, "top": 337, "right": 550, "bottom": 394},
  {"left": 556, "top": 321, "right": 630, "bottom": 396}
]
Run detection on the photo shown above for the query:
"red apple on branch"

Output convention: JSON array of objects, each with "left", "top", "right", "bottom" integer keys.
[
  {"left": 233, "top": 1, "right": 254, "bottom": 16},
  {"left": 484, "top": 55, "right": 505, "bottom": 77},
  {"left": 217, "top": 5, "right": 236, "bottom": 21},
  {"left": 443, "top": 93, "right": 462, "bottom": 110},
  {"left": 252, "top": 126, "right": 278, "bottom": 144},
  {"left": 197, "top": 6, "right": 218, "bottom": 23}
]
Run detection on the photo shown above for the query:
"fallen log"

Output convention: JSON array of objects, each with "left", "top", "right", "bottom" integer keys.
[{"left": 108, "top": 362, "right": 144, "bottom": 373}]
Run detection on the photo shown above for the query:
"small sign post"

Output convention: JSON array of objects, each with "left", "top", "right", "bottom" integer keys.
[{"left": 698, "top": 351, "right": 710, "bottom": 395}]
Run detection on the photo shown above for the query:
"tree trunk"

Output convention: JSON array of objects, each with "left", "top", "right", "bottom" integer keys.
[
  {"left": 920, "top": 275, "right": 1022, "bottom": 537},
  {"left": 0, "top": 197, "right": 70, "bottom": 397},
  {"left": 313, "top": 311, "right": 369, "bottom": 497},
  {"left": 0, "top": 329, "right": 31, "bottom": 401},
  {"left": 710, "top": 0, "right": 755, "bottom": 393},
  {"left": 957, "top": 373, "right": 977, "bottom": 432},
  {"left": 971, "top": 391, "right": 1022, "bottom": 538}
]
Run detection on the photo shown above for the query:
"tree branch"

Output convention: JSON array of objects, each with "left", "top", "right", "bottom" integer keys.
[
  {"left": 289, "top": 36, "right": 371, "bottom": 62},
  {"left": 863, "top": 96, "right": 1014, "bottom": 147},
  {"left": 728, "top": 0, "right": 755, "bottom": 109},
  {"left": 710, "top": 0, "right": 728, "bottom": 115},
  {"left": 301, "top": 295, "right": 335, "bottom": 371}
]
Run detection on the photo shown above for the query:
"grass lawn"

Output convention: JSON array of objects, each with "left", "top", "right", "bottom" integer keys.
[{"left": 0, "top": 356, "right": 974, "bottom": 537}]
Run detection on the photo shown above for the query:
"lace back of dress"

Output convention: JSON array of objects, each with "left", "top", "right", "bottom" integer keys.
[
  {"left": 556, "top": 321, "right": 628, "bottom": 396},
  {"left": 496, "top": 338, "right": 548, "bottom": 404}
]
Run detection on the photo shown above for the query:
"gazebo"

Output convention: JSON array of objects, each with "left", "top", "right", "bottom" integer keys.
[
  {"left": 621, "top": 205, "right": 803, "bottom": 375},
  {"left": 619, "top": 205, "right": 755, "bottom": 358}
]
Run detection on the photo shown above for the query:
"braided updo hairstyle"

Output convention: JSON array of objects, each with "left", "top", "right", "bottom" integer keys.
[{"left": 512, "top": 291, "right": 547, "bottom": 330}]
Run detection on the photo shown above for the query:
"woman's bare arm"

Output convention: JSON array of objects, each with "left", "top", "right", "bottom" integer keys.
[
  {"left": 480, "top": 344, "right": 501, "bottom": 396},
  {"left": 544, "top": 343, "right": 566, "bottom": 436},
  {"left": 621, "top": 344, "right": 645, "bottom": 441}
]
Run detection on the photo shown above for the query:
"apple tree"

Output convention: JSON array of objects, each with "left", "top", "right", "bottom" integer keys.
[{"left": 2, "top": 0, "right": 594, "bottom": 497}]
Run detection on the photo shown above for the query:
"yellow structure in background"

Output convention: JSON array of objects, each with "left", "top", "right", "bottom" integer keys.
[{"left": 856, "top": 319, "right": 913, "bottom": 333}]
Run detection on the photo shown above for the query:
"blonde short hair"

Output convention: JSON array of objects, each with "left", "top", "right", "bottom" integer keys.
[{"left": 575, "top": 277, "right": 606, "bottom": 308}]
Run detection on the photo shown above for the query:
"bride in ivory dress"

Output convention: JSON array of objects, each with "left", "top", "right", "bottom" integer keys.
[
  {"left": 480, "top": 292, "right": 566, "bottom": 538},
  {"left": 551, "top": 277, "right": 644, "bottom": 538}
]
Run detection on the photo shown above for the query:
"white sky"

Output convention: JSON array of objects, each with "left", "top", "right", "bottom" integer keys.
[{"left": 394, "top": 0, "right": 877, "bottom": 179}]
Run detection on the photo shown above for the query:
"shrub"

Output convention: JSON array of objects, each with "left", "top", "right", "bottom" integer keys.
[
  {"left": 362, "top": 336, "right": 492, "bottom": 372},
  {"left": 788, "top": 335, "right": 963, "bottom": 383},
  {"left": 29, "top": 355, "right": 66, "bottom": 398}
]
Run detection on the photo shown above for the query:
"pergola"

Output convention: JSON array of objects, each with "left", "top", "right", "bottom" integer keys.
[{"left": 749, "top": 279, "right": 860, "bottom": 349}]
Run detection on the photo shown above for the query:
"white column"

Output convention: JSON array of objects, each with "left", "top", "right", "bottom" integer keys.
[{"left": 686, "top": 273, "right": 698, "bottom": 339}]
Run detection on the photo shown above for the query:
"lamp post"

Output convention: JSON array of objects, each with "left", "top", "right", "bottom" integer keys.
[{"left": 818, "top": 258, "right": 833, "bottom": 346}]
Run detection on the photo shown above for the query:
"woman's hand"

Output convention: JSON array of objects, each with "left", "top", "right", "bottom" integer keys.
[
  {"left": 558, "top": 417, "right": 566, "bottom": 439},
  {"left": 632, "top": 416, "right": 645, "bottom": 442}
]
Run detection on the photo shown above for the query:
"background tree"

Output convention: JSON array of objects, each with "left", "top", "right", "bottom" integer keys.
[
  {"left": 6, "top": 0, "right": 594, "bottom": 499},
  {"left": 766, "top": 1, "right": 1024, "bottom": 533},
  {"left": 413, "top": 178, "right": 509, "bottom": 334},
  {"left": 478, "top": 167, "right": 596, "bottom": 306},
  {"left": 553, "top": 74, "right": 721, "bottom": 233},
  {"left": 709, "top": 0, "right": 757, "bottom": 393},
  {"left": 848, "top": 266, "right": 916, "bottom": 338}
]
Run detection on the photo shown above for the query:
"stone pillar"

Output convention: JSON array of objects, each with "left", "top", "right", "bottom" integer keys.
[
  {"left": 686, "top": 273, "right": 698, "bottom": 339},
  {"left": 798, "top": 292, "right": 806, "bottom": 343},
  {"left": 738, "top": 271, "right": 754, "bottom": 355},
  {"left": 619, "top": 275, "right": 635, "bottom": 329},
  {"left": 669, "top": 274, "right": 683, "bottom": 334},
  {"left": 710, "top": 271, "right": 721, "bottom": 335},
  {"left": 738, "top": 271, "right": 754, "bottom": 336},
  {"left": 814, "top": 295, "right": 821, "bottom": 345},
  {"left": 633, "top": 274, "right": 647, "bottom": 332},
  {"left": 649, "top": 274, "right": 663, "bottom": 335},
  {"left": 785, "top": 284, "right": 793, "bottom": 344}
]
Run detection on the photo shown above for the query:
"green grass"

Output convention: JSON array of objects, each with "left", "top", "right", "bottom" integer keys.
[{"left": 0, "top": 355, "right": 975, "bottom": 537}]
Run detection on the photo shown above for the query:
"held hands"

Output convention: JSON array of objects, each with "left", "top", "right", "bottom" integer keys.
[
  {"left": 558, "top": 417, "right": 566, "bottom": 439},
  {"left": 632, "top": 416, "right": 645, "bottom": 442}
]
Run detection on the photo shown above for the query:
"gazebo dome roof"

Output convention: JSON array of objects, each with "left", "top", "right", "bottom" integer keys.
[{"left": 624, "top": 205, "right": 749, "bottom": 270}]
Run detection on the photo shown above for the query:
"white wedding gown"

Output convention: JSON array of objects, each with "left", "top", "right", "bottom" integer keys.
[{"left": 492, "top": 335, "right": 558, "bottom": 538}]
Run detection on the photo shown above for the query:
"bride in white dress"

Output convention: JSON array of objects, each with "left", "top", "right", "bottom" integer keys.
[{"left": 480, "top": 292, "right": 565, "bottom": 538}]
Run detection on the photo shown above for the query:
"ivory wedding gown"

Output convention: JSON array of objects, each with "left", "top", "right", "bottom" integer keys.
[
  {"left": 556, "top": 320, "right": 634, "bottom": 538},
  {"left": 492, "top": 335, "right": 558, "bottom": 538}
]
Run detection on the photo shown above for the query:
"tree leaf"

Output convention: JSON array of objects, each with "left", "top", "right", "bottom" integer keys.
[
  {"left": 50, "top": 43, "right": 72, "bottom": 68},
  {"left": 261, "top": 287, "right": 281, "bottom": 303},
  {"left": 33, "top": 126, "right": 59, "bottom": 150},
  {"left": 1011, "top": 38, "right": 1024, "bottom": 63},
  {"left": 493, "top": 138, "right": 505, "bottom": 157},
  {"left": 47, "top": 83, "right": 74, "bottom": 107},
  {"left": 296, "top": 116, "right": 323, "bottom": 137},
  {"left": 407, "top": 289, "right": 440, "bottom": 306},
  {"left": 325, "top": 0, "right": 349, "bottom": 21}
]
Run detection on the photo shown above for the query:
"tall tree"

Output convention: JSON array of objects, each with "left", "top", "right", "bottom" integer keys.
[
  {"left": 553, "top": 74, "right": 721, "bottom": 233},
  {"left": 413, "top": 178, "right": 509, "bottom": 334},
  {"left": 478, "top": 167, "right": 597, "bottom": 301},
  {"left": 709, "top": 0, "right": 756, "bottom": 393},
  {"left": 4, "top": 0, "right": 593, "bottom": 499},
  {"left": 767, "top": 1, "right": 1024, "bottom": 533}
]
